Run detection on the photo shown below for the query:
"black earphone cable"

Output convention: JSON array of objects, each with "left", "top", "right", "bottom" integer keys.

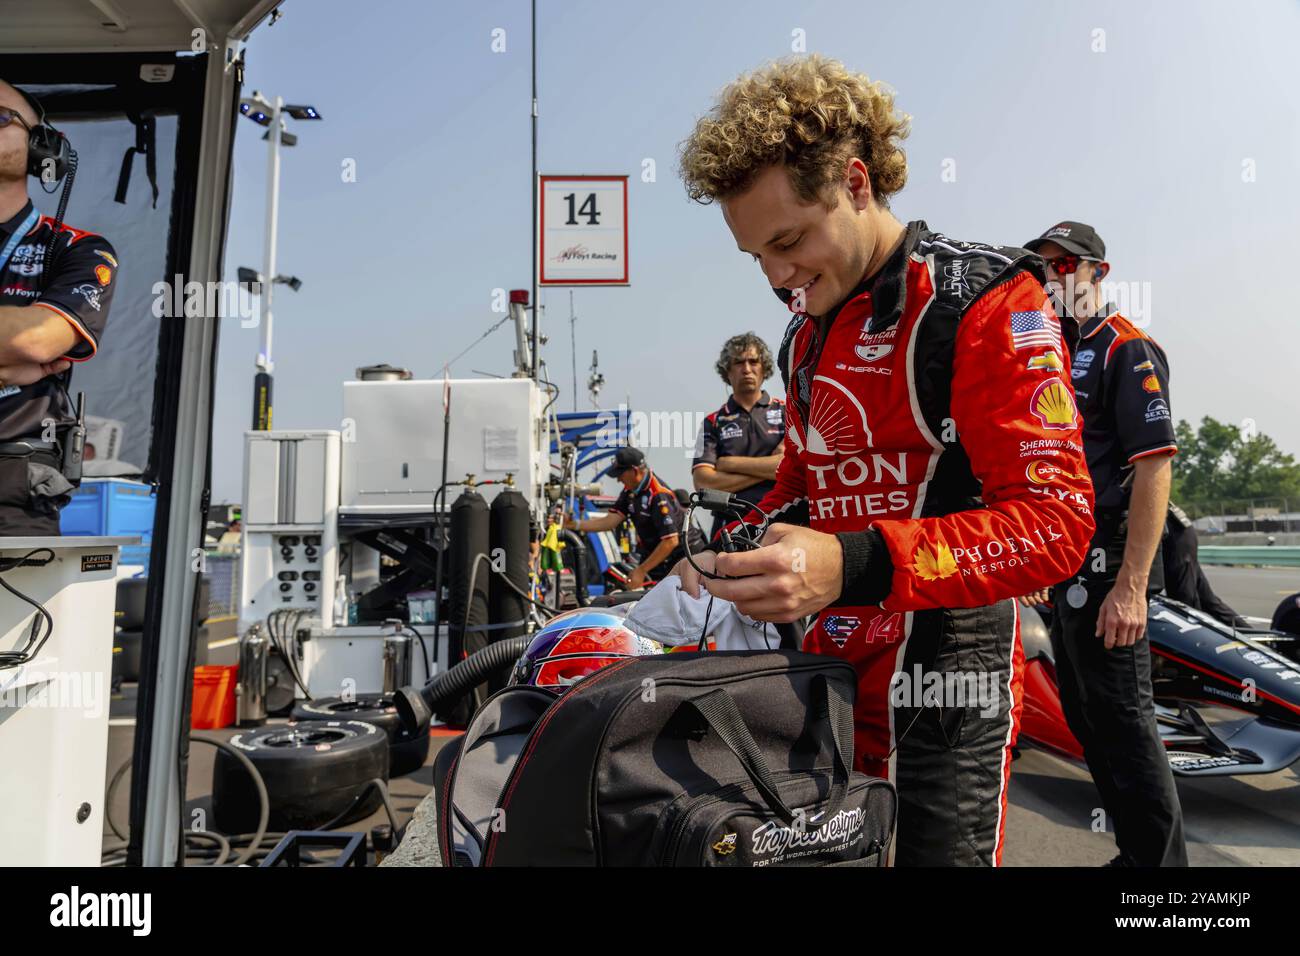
[
  {"left": 682, "top": 494, "right": 770, "bottom": 582},
  {"left": 0, "top": 549, "right": 57, "bottom": 670}
]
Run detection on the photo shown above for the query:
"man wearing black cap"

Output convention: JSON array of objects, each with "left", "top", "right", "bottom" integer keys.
[
  {"left": 1023, "top": 220, "right": 1187, "bottom": 867},
  {"left": 564, "top": 447, "right": 704, "bottom": 590}
]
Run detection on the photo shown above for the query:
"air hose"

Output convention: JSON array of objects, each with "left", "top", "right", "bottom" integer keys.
[
  {"left": 101, "top": 735, "right": 400, "bottom": 867},
  {"left": 393, "top": 634, "right": 532, "bottom": 733},
  {"left": 556, "top": 528, "right": 589, "bottom": 605}
]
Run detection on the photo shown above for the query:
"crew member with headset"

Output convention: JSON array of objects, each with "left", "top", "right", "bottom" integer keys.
[
  {"left": 1162, "top": 502, "right": 1248, "bottom": 628},
  {"left": 692, "top": 331, "right": 785, "bottom": 540},
  {"left": 564, "top": 446, "right": 704, "bottom": 590},
  {"left": 1020, "top": 220, "right": 1187, "bottom": 867},
  {"left": 0, "top": 80, "right": 115, "bottom": 535}
]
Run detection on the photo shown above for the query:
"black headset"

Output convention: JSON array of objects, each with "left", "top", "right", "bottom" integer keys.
[{"left": 15, "top": 86, "right": 72, "bottom": 183}]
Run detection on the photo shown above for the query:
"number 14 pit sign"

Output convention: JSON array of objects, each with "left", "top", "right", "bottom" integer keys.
[{"left": 539, "top": 175, "right": 628, "bottom": 286}]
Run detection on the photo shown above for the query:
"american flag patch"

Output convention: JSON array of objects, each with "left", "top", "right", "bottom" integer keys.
[
  {"left": 1010, "top": 310, "right": 1062, "bottom": 351},
  {"left": 822, "top": 615, "right": 861, "bottom": 647}
]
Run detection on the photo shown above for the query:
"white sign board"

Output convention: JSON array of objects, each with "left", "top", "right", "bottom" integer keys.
[{"left": 539, "top": 175, "right": 628, "bottom": 286}]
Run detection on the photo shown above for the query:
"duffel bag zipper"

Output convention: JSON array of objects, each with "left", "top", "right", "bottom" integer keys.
[{"left": 661, "top": 769, "right": 833, "bottom": 866}]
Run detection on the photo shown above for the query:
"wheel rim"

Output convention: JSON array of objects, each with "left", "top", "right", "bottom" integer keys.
[{"left": 261, "top": 727, "right": 350, "bottom": 748}]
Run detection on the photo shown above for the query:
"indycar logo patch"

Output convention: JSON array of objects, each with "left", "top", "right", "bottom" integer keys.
[{"left": 854, "top": 343, "right": 893, "bottom": 363}]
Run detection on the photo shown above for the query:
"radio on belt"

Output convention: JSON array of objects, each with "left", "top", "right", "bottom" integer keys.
[{"left": 61, "top": 392, "right": 87, "bottom": 486}]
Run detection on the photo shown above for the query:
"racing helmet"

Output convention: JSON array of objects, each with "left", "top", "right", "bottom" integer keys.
[{"left": 511, "top": 607, "right": 663, "bottom": 691}]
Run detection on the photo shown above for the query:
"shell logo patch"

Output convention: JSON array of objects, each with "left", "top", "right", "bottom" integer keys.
[
  {"left": 94, "top": 264, "right": 112, "bottom": 286},
  {"left": 1141, "top": 374, "right": 1161, "bottom": 393},
  {"left": 1030, "top": 379, "right": 1077, "bottom": 430}
]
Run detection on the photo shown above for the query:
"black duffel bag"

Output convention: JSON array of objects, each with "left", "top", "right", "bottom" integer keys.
[{"left": 436, "top": 649, "right": 896, "bottom": 867}]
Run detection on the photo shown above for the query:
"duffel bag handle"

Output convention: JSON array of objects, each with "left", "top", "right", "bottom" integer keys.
[{"left": 682, "top": 674, "right": 853, "bottom": 826}]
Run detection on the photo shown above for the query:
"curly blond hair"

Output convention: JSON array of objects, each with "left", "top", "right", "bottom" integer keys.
[{"left": 679, "top": 55, "right": 910, "bottom": 208}]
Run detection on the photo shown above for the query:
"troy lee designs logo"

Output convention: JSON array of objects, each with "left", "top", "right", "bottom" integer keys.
[{"left": 751, "top": 808, "right": 867, "bottom": 862}]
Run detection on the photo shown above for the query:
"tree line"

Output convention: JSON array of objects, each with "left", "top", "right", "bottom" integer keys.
[{"left": 1170, "top": 417, "right": 1300, "bottom": 513}]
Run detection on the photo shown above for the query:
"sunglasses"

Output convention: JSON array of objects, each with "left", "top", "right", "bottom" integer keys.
[
  {"left": 1044, "top": 254, "right": 1101, "bottom": 275},
  {"left": 0, "top": 108, "right": 33, "bottom": 132}
]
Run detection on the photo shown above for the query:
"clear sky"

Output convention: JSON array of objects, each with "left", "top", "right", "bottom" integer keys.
[{"left": 212, "top": 0, "right": 1300, "bottom": 502}]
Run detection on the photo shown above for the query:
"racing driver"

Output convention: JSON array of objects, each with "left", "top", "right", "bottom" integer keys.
[{"left": 674, "top": 55, "right": 1095, "bottom": 865}]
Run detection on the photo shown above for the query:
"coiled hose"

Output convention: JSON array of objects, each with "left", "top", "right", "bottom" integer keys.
[
  {"left": 101, "top": 735, "right": 400, "bottom": 867},
  {"left": 422, "top": 635, "right": 532, "bottom": 711}
]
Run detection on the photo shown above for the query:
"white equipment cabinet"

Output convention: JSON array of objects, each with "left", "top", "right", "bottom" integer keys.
[
  {"left": 0, "top": 535, "right": 136, "bottom": 865},
  {"left": 300, "top": 623, "right": 445, "bottom": 699},
  {"left": 340, "top": 377, "right": 547, "bottom": 516},
  {"left": 240, "top": 430, "right": 341, "bottom": 631},
  {"left": 238, "top": 376, "right": 548, "bottom": 700}
]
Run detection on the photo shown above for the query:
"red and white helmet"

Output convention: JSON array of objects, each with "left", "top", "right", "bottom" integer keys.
[{"left": 511, "top": 607, "right": 663, "bottom": 691}]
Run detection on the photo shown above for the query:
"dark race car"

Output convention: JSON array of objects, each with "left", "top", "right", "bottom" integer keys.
[{"left": 1020, "top": 596, "right": 1300, "bottom": 777}]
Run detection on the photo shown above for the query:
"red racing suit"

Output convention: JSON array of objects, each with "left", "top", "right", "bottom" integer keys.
[{"left": 728, "top": 221, "right": 1095, "bottom": 864}]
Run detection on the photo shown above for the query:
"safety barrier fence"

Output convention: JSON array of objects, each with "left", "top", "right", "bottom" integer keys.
[
  {"left": 1198, "top": 546, "right": 1300, "bottom": 568},
  {"left": 204, "top": 551, "right": 240, "bottom": 622}
]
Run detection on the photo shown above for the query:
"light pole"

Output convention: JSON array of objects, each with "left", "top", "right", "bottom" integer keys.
[{"left": 239, "top": 92, "right": 321, "bottom": 430}]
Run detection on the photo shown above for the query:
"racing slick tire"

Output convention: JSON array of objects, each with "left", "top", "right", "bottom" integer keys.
[
  {"left": 291, "top": 695, "right": 431, "bottom": 777},
  {"left": 115, "top": 579, "right": 147, "bottom": 630},
  {"left": 212, "top": 719, "right": 389, "bottom": 833},
  {"left": 113, "top": 627, "right": 143, "bottom": 683}
]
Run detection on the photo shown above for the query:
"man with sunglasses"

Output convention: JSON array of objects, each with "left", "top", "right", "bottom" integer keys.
[
  {"left": 0, "top": 80, "right": 117, "bottom": 535},
  {"left": 1023, "top": 220, "right": 1187, "bottom": 867}
]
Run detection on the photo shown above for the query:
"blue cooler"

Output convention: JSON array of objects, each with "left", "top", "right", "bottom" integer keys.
[{"left": 61, "top": 479, "right": 156, "bottom": 568}]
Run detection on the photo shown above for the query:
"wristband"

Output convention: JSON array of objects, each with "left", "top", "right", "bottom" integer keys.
[{"left": 834, "top": 528, "right": 893, "bottom": 606}]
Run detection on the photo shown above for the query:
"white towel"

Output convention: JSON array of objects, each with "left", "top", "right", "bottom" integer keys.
[{"left": 624, "top": 575, "right": 778, "bottom": 651}]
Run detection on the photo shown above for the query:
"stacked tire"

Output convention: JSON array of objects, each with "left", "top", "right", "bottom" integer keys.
[
  {"left": 212, "top": 719, "right": 389, "bottom": 833},
  {"left": 291, "top": 695, "right": 431, "bottom": 777},
  {"left": 113, "top": 577, "right": 213, "bottom": 682}
]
